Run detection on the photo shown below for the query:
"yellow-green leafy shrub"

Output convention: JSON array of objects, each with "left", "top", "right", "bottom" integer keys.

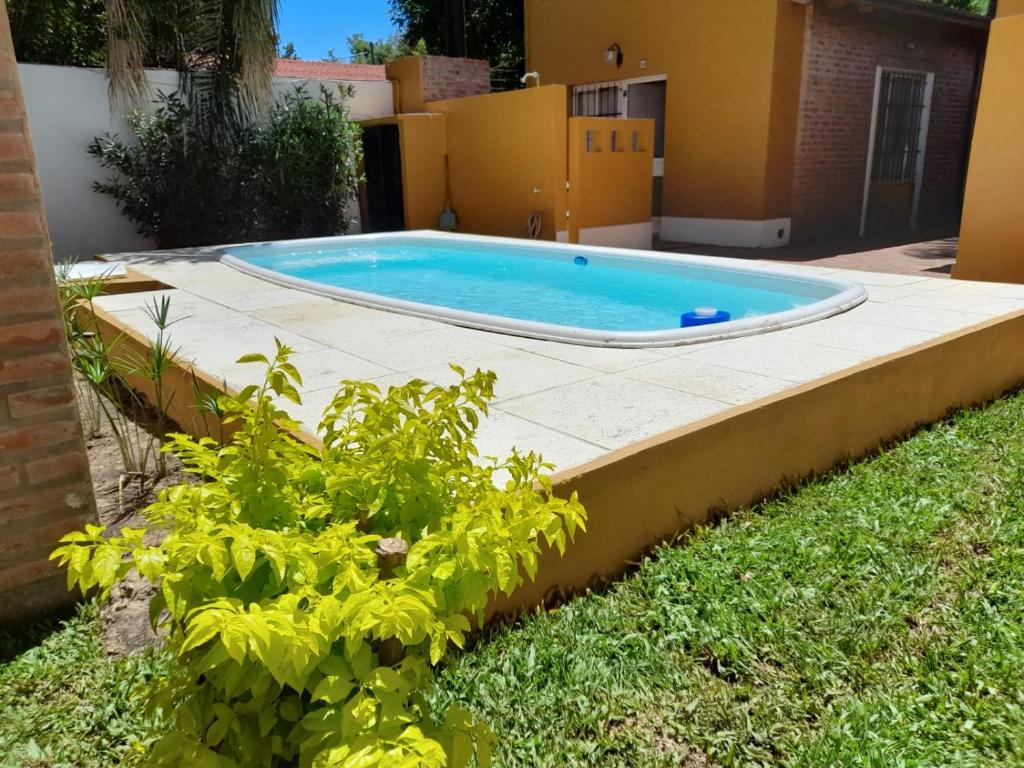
[{"left": 52, "top": 342, "right": 586, "bottom": 767}]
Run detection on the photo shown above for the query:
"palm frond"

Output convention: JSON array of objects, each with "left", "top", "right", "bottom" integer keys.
[
  {"left": 105, "top": 0, "right": 148, "bottom": 110},
  {"left": 105, "top": 0, "right": 279, "bottom": 133},
  {"left": 231, "top": 0, "right": 278, "bottom": 114}
]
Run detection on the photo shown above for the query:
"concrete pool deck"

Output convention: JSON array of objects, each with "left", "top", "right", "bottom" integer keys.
[{"left": 95, "top": 246, "right": 1024, "bottom": 613}]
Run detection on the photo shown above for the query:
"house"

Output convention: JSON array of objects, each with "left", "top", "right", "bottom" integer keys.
[
  {"left": 954, "top": 0, "right": 1024, "bottom": 282},
  {"left": 524, "top": 0, "right": 989, "bottom": 247}
]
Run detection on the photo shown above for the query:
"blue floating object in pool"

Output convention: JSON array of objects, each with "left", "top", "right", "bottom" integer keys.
[
  {"left": 681, "top": 307, "right": 731, "bottom": 328},
  {"left": 574, "top": 255, "right": 588, "bottom": 266}
]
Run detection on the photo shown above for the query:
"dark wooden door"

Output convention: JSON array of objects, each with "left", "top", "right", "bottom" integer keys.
[{"left": 363, "top": 124, "right": 405, "bottom": 232}]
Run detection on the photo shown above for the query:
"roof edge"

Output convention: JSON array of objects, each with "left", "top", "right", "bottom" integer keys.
[{"left": 819, "top": 0, "right": 991, "bottom": 28}]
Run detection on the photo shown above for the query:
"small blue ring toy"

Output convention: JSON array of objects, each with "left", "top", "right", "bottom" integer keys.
[{"left": 573, "top": 256, "right": 588, "bottom": 266}]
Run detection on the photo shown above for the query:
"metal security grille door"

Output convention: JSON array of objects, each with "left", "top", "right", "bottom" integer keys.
[
  {"left": 872, "top": 72, "right": 928, "bottom": 184},
  {"left": 860, "top": 68, "right": 934, "bottom": 236},
  {"left": 573, "top": 84, "right": 623, "bottom": 117}
]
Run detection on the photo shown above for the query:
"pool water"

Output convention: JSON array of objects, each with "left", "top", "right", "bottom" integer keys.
[{"left": 223, "top": 233, "right": 866, "bottom": 347}]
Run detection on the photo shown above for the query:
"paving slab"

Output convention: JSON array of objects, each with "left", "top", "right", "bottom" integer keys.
[{"left": 95, "top": 247, "right": 1024, "bottom": 472}]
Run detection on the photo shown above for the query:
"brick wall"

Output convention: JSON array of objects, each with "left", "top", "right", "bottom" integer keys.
[
  {"left": 420, "top": 55, "right": 491, "bottom": 103},
  {"left": 790, "top": 6, "right": 984, "bottom": 242},
  {"left": 0, "top": 3, "right": 95, "bottom": 624}
]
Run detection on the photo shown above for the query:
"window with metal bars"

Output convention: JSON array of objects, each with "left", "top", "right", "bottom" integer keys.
[
  {"left": 871, "top": 71, "right": 928, "bottom": 185},
  {"left": 573, "top": 84, "right": 623, "bottom": 117}
]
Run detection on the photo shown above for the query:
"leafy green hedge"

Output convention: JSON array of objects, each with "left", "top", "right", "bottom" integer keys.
[{"left": 89, "top": 88, "right": 362, "bottom": 249}]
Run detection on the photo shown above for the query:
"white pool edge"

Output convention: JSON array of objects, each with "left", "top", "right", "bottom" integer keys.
[{"left": 219, "top": 231, "right": 869, "bottom": 349}]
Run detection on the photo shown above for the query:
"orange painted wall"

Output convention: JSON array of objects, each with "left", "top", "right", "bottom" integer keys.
[
  {"left": 998, "top": 0, "right": 1024, "bottom": 17},
  {"left": 953, "top": 8, "right": 1024, "bottom": 282},
  {"left": 568, "top": 117, "right": 653, "bottom": 241},
  {"left": 426, "top": 85, "right": 569, "bottom": 240},
  {"left": 363, "top": 87, "right": 655, "bottom": 242},
  {"left": 524, "top": 0, "right": 807, "bottom": 223},
  {"left": 385, "top": 56, "right": 424, "bottom": 113},
  {"left": 361, "top": 114, "right": 447, "bottom": 231},
  {"left": 397, "top": 114, "right": 447, "bottom": 230}
]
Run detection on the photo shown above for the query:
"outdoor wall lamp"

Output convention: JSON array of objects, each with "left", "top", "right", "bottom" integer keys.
[{"left": 604, "top": 43, "right": 623, "bottom": 68}]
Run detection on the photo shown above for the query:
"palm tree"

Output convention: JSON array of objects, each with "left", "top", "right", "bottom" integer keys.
[{"left": 105, "top": 0, "right": 279, "bottom": 131}]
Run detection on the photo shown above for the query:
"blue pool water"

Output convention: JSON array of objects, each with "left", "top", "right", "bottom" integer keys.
[{"left": 227, "top": 238, "right": 831, "bottom": 334}]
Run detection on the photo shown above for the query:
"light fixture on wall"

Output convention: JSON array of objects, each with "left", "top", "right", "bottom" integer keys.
[{"left": 604, "top": 43, "right": 623, "bottom": 68}]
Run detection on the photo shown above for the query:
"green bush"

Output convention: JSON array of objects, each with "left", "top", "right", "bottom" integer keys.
[
  {"left": 89, "top": 88, "right": 362, "bottom": 249},
  {"left": 52, "top": 342, "right": 586, "bottom": 767}
]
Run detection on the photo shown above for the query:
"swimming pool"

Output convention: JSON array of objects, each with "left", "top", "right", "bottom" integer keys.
[{"left": 221, "top": 232, "right": 867, "bottom": 347}]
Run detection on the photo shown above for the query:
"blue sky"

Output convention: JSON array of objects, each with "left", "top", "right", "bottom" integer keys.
[{"left": 277, "top": 0, "right": 398, "bottom": 61}]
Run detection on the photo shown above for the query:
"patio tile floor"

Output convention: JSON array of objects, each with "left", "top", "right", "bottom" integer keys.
[{"left": 96, "top": 248, "right": 1024, "bottom": 474}]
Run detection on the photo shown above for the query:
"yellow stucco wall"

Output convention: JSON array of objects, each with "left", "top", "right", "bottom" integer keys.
[
  {"left": 524, "top": 0, "right": 806, "bottom": 223},
  {"left": 385, "top": 56, "right": 425, "bottom": 114},
  {"left": 360, "top": 114, "right": 448, "bottom": 231},
  {"left": 397, "top": 114, "right": 448, "bottom": 230},
  {"left": 997, "top": 0, "right": 1024, "bottom": 18},
  {"left": 568, "top": 117, "right": 653, "bottom": 241},
  {"left": 953, "top": 9, "right": 1024, "bottom": 282},
  {"left": 426, "top": 85, "right": 570, "bottom": 240},
  {"left": 361, "top": 89, "right": 653, "bottom": 241}
]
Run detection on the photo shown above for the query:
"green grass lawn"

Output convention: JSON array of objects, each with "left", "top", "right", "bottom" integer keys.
[
  {"left": 429, "top": 392, "right": 1024, "bottom": 767},
  {"left": 4, "top": 391, "right": 1024, "bottom": 767},
  {"left": 0, "top": 604, "right": 168, "bottom": 768}
]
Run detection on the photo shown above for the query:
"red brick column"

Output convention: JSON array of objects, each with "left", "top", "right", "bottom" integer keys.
[{"left": 0, "top": 2, "right": 96, "bottom": 624}]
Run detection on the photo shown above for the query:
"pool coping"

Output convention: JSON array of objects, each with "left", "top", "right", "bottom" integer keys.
[{"left": 220, "top": 230, "right": 869, "bottom": 348}]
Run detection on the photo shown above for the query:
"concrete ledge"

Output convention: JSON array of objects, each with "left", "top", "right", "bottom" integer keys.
[
  {"left": 491, "top": 309, "right": 1024, "bottom": 614},
  {"left": 101, "top": 266, "right": 170, "bottom": 295},
  {"left": 661, "top": 216, "right": 791, "bottom": 248},
  {"left": 578, "top": 221, "right": 653, "bottom": 250}
]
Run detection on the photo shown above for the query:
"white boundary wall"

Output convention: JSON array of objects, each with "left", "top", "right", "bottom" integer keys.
[{"left": 18, "top": 64, "right": 394, "bottom": 259}]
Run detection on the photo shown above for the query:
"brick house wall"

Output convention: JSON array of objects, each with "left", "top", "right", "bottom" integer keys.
[
  {"left": 790, "top": 5, "right": 985, "bottom": 242},
  {"left": 0, "top": 3, "right": 95, "bottom": 624},
  {"left": 420, "top": 56, "right": 491, "bottom": 102}
]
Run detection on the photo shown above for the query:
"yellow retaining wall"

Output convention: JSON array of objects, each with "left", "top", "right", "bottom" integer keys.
[
  {"left": 493, "top": 310, "right": 1024, "bottom": 615},
  {"left": 523, "top": 0, "right": 806, "bottom": 224},
  {"left": 568, "top": 117, "right": 654, "bottom": 243},
  {"left": 425, "top": 85, "right": 570, "bottom": 241},
  {"left": 85, "top": 293, "right": 1024, "bottom": 624},
  {"left": 954, "top": 3, "right": 1024, "bottom": 283}
]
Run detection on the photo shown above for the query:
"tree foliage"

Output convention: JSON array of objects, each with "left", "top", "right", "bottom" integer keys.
[
  {"left": 89, "top": 87, "right": 362, "bottom": 248},
  {"left": 388, "top": 0, "right": 523, "bottom": 90},
  {"left": 52, "top": 343, "right": 586, "bottom": 767},
  {"left": 930, "top": 0, "right": 990, "bottom": 12},
  {"left": 6, "top": 0, "right": 104, "bottom": 66},
  {"left": 6, "top": 0, "right": 106, "bottom": 66},
  {"left": 346, "top": 33, "right": 426, "bottom": 64}
]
